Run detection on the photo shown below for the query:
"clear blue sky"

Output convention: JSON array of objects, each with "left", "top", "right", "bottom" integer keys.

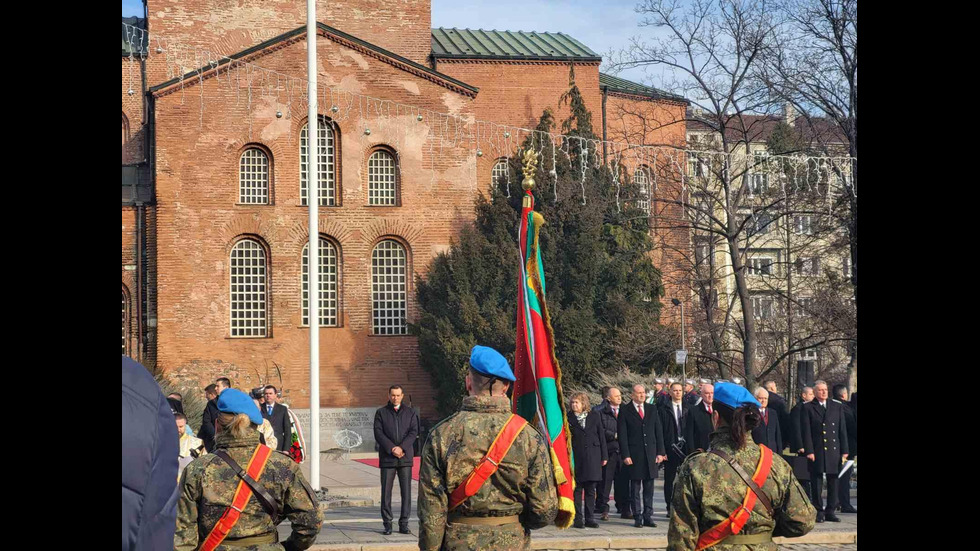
[{"left": 121, "top": 0, "right": 672, "bottom": 93}]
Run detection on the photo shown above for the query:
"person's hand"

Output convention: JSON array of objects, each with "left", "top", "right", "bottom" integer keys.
[
  {"left": 797, "top": 448, "right": 805, "bottom": 454},
  {"left": 624, "top": 457, "right": 633, "bottom": 465},
  {"left": 807, "top": 453, "right": 815, "bottom": 461},
  {"left": 602, "top": 460, "right": 608, "bottom": 466},
  {"left": 392, "top": 446, "right": 404, "bottom": 457},
  {"left": 842, "top": 454, "right": 849, "bottom": 462}
]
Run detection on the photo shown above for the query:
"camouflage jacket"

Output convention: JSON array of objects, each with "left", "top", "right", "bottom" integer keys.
[
  {"left": 667, "top": 430, "right": 815, "bottom": 551},
  {"left": 417, "top": 395, "right": 558, "bottom": 551},
  {"left": 174, "top": 430, "right": 323, "bottom": 551}
]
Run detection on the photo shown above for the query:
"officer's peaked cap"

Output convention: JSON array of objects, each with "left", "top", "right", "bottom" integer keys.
[
  {"left": 216, "top": 388, "right": 264, "bottom": 425},
  {"left": 713, "top": 382, "right": 761, "bottom": 410},
  {"left": 469, "top": 345, "right": 516, "bottom": 382}
]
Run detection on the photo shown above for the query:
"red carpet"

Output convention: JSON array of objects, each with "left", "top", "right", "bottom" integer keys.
[{"left": 354, "top": 457, "right": 421, "bottom": 481}]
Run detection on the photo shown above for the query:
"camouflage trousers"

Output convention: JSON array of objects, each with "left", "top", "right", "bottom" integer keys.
[{"left": 441, "top": 522, "right": 529, "bottom": 551}]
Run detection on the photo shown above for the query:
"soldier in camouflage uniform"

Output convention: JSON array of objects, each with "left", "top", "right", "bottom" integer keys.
[
  {"left": 668, "top": 383, "right": 815, "bottom": 551},
  {"left": 174, "top": 388, "right": 323, "bottom": 551},
  {"left": 418, "top": 345, "right": 558, "bottom": 551}
]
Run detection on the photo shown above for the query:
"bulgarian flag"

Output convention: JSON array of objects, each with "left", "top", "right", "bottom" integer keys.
[{"left": 512, "top": 189, "right": 576, "bottom": 529}]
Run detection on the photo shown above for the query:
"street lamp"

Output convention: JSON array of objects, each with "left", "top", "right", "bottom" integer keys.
[{"left": 671, "top": 298, "right": 686, "bottom": 378}]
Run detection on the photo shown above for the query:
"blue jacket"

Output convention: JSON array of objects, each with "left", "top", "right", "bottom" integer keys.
[{"left": 122, "top": 356, "right": 179, "bottom": 550}]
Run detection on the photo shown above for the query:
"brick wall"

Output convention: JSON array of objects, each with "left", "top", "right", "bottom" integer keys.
[
  {"left": 151, "top": 33, "right": 475, "bottom": 413},
  {"left": 122, "top": 208, "right": 139, "bottom": 358},
  {"left": 145, "top": 0, "right": 431, "bottom": 73},
  {"left": 122, "top": 57, "right": 145, "bottom": 164}
]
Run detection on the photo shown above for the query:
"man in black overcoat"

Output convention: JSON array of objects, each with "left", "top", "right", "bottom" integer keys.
[
  {"left": 373, "top": 384, "right": 419, "bottom": 535},
  {"left": 657, "top": 382, "right": 688, "bottom": 512},
  {"left": 595, "top": 387, "right": 629, "bottom": 520},
  {"left": 198, "top": 384, "right": 220, "bottom": 452},
  {"left": 788, "top": 386, "right": 814, "bottom": 502},
  {"left": 802, "top": 381, "right": 849, "bottom": 523},
  {"left": 618, "top": 384, "right": 666, "bottom": 528},
  {"left": 764, "top": 380, "right": 790, "bottom": 452},
  {"left": 260, "top": 385, "right": 293, "bottom": 452},
  {"left": 834, "top": 384, "right": 857, "bottom": 513},
  {"left": 751, "top": 387, "right": 783, "bottom": 452},
  {"left": 682, "top": 383, "right": 714, "bottom": 455}
]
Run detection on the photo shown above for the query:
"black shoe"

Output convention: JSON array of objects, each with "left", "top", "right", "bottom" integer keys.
[
  {"left": 825, "top": 513, "right": 841, "bottom": 522},
  {"left": 815, "top": 512, "right": 825, "bottom": 523},
  {"left": 585, "top": 521, "right": 600, "bottom": 528},
  {"left": 634, "top": 519, "right": 643, "bottom": 528},
  {"left": 840, "top": 505, "right": 857, "bottom": 514},
  {"left": 382, "top": 526, "right": 393, "bottom": 535},
  {"left": 398, "top": 527, "right": 411, "bottom": 534},
  {"left": 573, "top": 522, "right": 585, "bottom": 529},
  {"left": 600, "top": 512, "right": 609, "bottom": 521},
  {"left": 622, "top": 512, "right": 634, "bottom": 519},
  {"left": 643, "top": 518, "right": 657, "bottom": 527}
]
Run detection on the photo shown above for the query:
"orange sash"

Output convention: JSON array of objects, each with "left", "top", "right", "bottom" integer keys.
[
  {"left": 200, "top": 445, "right": 273, "bottom": 551},
  {"left": 695, "top": 445, "right": 774, "bottom": 551},
  {"left": 448, "top": 414, "right": 528, "bottom": 511}
]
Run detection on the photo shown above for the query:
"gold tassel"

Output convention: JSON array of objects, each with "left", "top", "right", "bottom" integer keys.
[{"left": 551, "top": 447, "right": 567, "bottom": 485}]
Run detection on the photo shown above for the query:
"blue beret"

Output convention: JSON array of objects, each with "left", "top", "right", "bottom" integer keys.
[
  {"left": 216, "top": 388, "right": 263, "bottom": 425},
  {"left": 469, "top": 345, "right": 516, "bottom": 382},
  {"left": 713, "top": 382, "right": 761, "bottom": 410}
]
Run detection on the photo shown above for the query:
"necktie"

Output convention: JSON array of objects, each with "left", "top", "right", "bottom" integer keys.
[
  {"left": 675, "top": 404, "right": 681, "bottom": 430},
  {"left": 707, "top": 404, "right": 712, "bottom": 415},
  {"left": 638, "top": 403, "right": 644, "bottom": 419},
  {"left": 613, "top": 407, "right": 618, "bottom": 418},
  {"left": 762, "top": 408, "right": 768, "bottom": 424},
  {"left": 267, "top": 405, "right": 272, "bottom": 416}
]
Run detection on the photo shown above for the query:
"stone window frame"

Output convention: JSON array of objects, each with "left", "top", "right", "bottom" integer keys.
[
  {"left": 300, "top": 235, "right": 343, "bottom": 328},
  {"left": 370, "top": 237, "right": 412, "bottom": 336},
  {"left": 300, "top": 115, "right": 342, "bottom": 207},
  {"left": 228, "top": 236, "right": 272, "bottom": 338},
  {"left": 122, "top": 284, "right": 130, "bottom": 357},
  {"left": 633, "top": 165, "right": 652, "bottom": 216},
  {"left": 365, "top": 145, "right": 401, "bottom": 207},
  {"left": 238, "top": 144, "right": 274, "bottom": 205}
]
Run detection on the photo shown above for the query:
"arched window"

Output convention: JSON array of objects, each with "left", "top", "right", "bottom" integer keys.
[
  {"left": 634, "top": 167, "right": 651, "bottom": 215},
  {"left": 122, "top": 285, "right": 130, "bottom": 356},
  {"left": 300, "top": 116, "right": 337, "bottom": 206},
  {"left": 367, "top": 149, "right": 398, "bottom": 205},
  {"left": 371, "top": 240, "right": 408, "bottom": 335},
  {"left": 491, "top": 159, "right": 509, "bottom": 191},
  {"left": 122, "top": 112, "right": 130, "bottom": 146},
  {"left": 239, "top": 147, "right": 270, "bottom": 204},
  {"left": 229, "top": 239, "right": 268, "bottom": 337},
  {"left": 302, "top": 238, "right": 339, "bottom": 326}
]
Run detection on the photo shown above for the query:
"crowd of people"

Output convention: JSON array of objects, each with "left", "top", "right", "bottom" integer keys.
[{"left": 573, "top": 377, "right": 857, "bottom": 528}]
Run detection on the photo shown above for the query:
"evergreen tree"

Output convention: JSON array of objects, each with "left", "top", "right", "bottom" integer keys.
[{"left": 415, "top": 69, "right": 675, "bottom": 417}]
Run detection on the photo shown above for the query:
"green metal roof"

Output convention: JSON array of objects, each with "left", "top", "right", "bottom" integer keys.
[
  {"left": 122, "top": 17, "right": 147, "bottom": 57},
  {"left": 599, "top": 72, "right": 689, "bottom": 104},
  {"left": 432, "top": 28, "right": 601, "bottom": 61}
]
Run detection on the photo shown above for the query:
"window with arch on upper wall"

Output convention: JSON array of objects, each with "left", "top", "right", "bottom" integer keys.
[
  {"left": 634, "top": 166, "right": 652, "bottom": 216},
  {"left": 122, "top": 112, "right": 130, "bottom": 146},
  {"left": 229, "top": 238, "right": 268, "bottom": 337},
  {"left": 300, "top": 116, "right": 338, "bottom": 206},
  {"left": 371, "top": 239, "right": 408, "bottom": 335},
  {"left": 301, "top": 237, "right": 340, "bottom": 326},
  {"left": 491, "top": 158, "right": 509, "bottom": 192},
  {"left": 121, "top": 285, "right": 130, "bottom": 356},
  {"left": 367, "top": 147, "right": 399, "bottom": 206},
  {"left": 239, "top": 146, "right": 271, "bottom": 204}
]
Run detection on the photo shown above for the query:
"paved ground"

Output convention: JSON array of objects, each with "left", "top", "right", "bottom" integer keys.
[{"left": 287, "top": 456, "right": 856, "bottom": 550}]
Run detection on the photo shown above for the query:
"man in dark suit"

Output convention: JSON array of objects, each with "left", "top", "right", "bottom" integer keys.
[
  {"left": 198, "top": 384, "right": 220, "bottom": 452},
  {"left": 618, "top": 384, "right": 666, "bottom": 528},
  {"left": 595, "top": 386, "right": 629, "bottom": 521},
  {"left": 834, "top": 384, "right": 857, "bottom": 513},
  {"left": 373, "top": 384, "right": 419, "bottom": 535},
  {"left": 788, "top": 386, "right": 814, "bottom": 503},
  {"left": 751, "top": 387, "right": 782, "bottom": 452},
  {"left": 260, "top": 385, "right": 292, "bottom": 453},
  {"left": 657, "top": 381, "right": 688, "bottom": 512},
  {"left": 802, "top": 381, "right": 849, "bottom": 523},
  {"left": 764, "top": 380, "right": 790, "bottom": 452},
  {"left": 683, "top": 383, "right": 714, "bottom": 455}
]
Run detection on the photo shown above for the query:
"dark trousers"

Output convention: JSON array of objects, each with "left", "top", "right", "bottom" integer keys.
[
  {"left": 838, "top": 466, "right": 854, "bottom": 508},
  {"left": 663, "top": 457, "right": 680, "bottom": 509},
  {"left": 380, "top": 466, "right": 412, "bottom": 528},
  {"left": 630, "top": 478, "right": 655, "bottom": 521},
  {"left": 595, "top": 450, "right": 620, "bottom": 514},
  {"left": 574, "top": 481, "right": 597, "bottom": 524},
  {"left": 810, "top": 471, "right": 839, "bottom": 514}
]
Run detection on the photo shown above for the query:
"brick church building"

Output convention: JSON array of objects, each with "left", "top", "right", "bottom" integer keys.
[{"left": 122, "top": 0, "right": 689, "bottom": 415}]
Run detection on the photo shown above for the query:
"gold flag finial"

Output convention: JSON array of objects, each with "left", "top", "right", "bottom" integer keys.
[{"left": 522, "top": 148, "right": 538, "bottom": 191}]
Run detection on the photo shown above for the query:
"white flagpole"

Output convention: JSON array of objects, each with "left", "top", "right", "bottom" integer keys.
[{"left": 307, "top": 0, "right": 321, "bottom": 491}]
